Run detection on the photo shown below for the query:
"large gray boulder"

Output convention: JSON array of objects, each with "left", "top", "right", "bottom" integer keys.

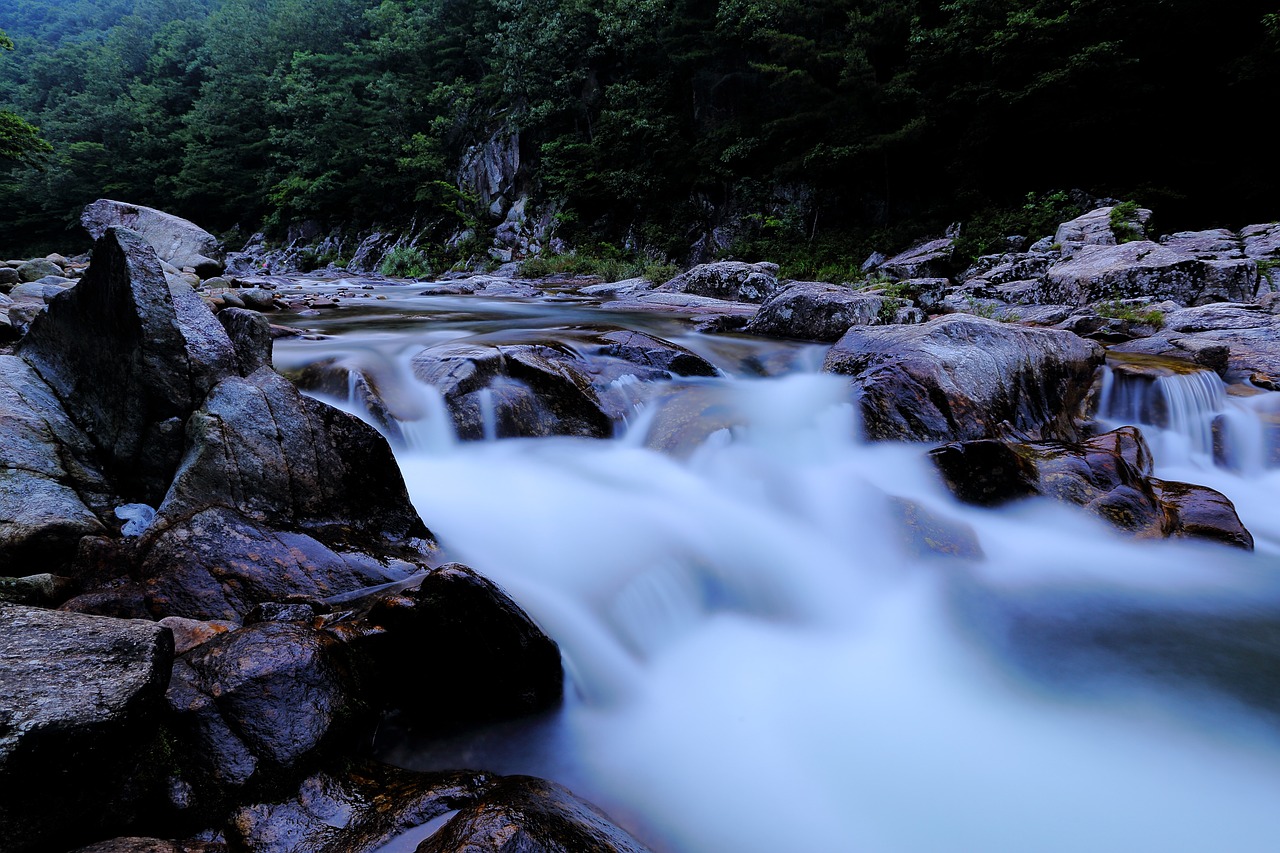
[
  {"left": 81, "top": 200, "right": 224, "bottom": 277},
  {"left": 877, "top": 237, "right": 955, "bottom": 281},
  {"left": 655, "top": 261, "right": 779, "bottom": 303},
  {"left": 824, "top": 314, "right": 1105, "bottom": 442},
  {"left": 1039, "top": 241, "right": 1258, "bottom": 307},
  {"left": 0, "top": 605, "right": 175, "bottom": 852},
  {"left": 744, "top": 281, "right": 890, "bottom": 341},
  {"left": 1054, "top": 205, "right": 1151, "bottom": 248},
  {"left": 19, "top": 228, "right": 238, "bottom": 504},
  {"left": 0, "top": 356, "right": 111, "bottom": 570}
]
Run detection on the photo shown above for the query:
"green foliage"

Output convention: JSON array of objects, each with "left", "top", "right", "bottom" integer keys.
[
  {"left": 1109, "top": 200, "right": 1142, "bottom": 243},
  {"left": 953, "top": 191, "right": 1081, "bottom": 263},
  {"left": 520, "top": 250, "right": 678, "bottom": 284},
  {"left": 379, "top": 245, "right": 432, "bottom": 278},
  {"left": 0, "top": 27, "right": 51, "bottom": 167},
  {"left": 1094, "top": 299, "right": 1164, "bottom": 327}
]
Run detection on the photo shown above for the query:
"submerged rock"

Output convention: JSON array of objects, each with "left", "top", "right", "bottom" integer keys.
[{"left": 824, "top": 314, "right": 1104, "bottom": 442}]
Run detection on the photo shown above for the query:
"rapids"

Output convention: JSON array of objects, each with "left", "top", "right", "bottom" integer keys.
[{"left": 273, "top": 280, "right": 1280, "bottom": 853}]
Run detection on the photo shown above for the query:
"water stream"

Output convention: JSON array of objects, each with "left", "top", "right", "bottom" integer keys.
[{"left": 275, "top": 282, "right": 1280, "bottom": 852}]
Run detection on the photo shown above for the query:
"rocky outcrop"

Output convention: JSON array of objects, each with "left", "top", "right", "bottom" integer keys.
[
  {"left": 81, "top": 200, "right": 225, "bottom": 277},
  {"left": 930, "top": 427, "right": 1253, "bottom": 549},
  {"left": 876, "top": 237, "right": 955, "bottom": 280},
  {"left": 19, "top": 228, "right": 238, "bottom": 504},
  {"left": 0, "top": 605, "right": 175, "bottom": 853},
  {"left": 824, "top": 314, "right": 1105, "bottom": 442},
  {"left": 1054, "top": 205, "right": 1151, "bottom": 248},
  {"left": 743, "top": 281, "right": 891, "bottom": 341},
  {"left": 656, "top": 261, "right": 780, "bottom": 303},
  {"left": 1039, "top": 241, "right": 1258, "bottom": 306}
]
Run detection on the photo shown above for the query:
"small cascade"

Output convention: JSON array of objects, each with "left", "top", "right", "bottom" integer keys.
[{"left": 1096, "top": 356, "right": 1275, "bottom": 470}]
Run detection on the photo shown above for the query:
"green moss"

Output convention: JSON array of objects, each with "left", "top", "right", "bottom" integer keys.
[
  {"left": 1109, "top": 201, "right": 1143, "bottom": 243},
  {"left": 1095, "top": 299, "right": 1164, "bottom": 327}
]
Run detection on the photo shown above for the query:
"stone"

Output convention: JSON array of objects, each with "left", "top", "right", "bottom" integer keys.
[
  {"left": 1054, "top": 205, "right": 1151, "bottom": 248},
  {"left": 887, "top": 496, "right": 984, "bottom": 560},
  {"left": 0, "top": 573, "right": 77, "bottom": 606},
  {"left": 823, "top": 314, "right": 1105, "bottom": 443},
  {"left": 744, "top": 281, "right": 889, "bottom": 341},
  {"left": 0, "top": 356, "right": 111, "bottom": 570},
  {"left": 1040, "top": 241, "right": 1257, "bottom": 306},
  {"left": 7, "top": 281, "right": 70, "bottom": 303},
  {"left": 71, "top": 840, "right": 226, "bottom": 853},
  {"left": 216, "top": 307, "right": 273, "bottom": 375},
  {"left": 81, "top": 199, "right": 224, "bottom": 277},
  {"left": 16, "top": 258, "right": 63, "bottom": 282},
  {"left": 19, "top": 228, "right": 239, "bottom": 504},
  {"left": 411, "top": 341, "right": 614, "bottom": 440},
  {"left": 227, "top": 762, "right": 492, "bottom": 853},
  {"left": 655, "top": 261, "right": 780, "bottom": 303},
  {"left": 1159, "top": 229, "right": 1244, "bottom": 259},
  {"left": 1242, "top": 222, "right": 1280, "bottom": 259},
  {"left": 878, "top": 237, "right": 955, "bottom": 281},
  {"left": 0, "top": 605, "right": 175, "bottom": 852},
  {"left": 0, "top": 267, "right": 19, "bottom": 286},
  {"left": 355, "top": 564, "right": 564, "bottom": 729},
  {"left": 418, "top": 775, "right": 652, "bottom": 853},
  {"left": 930, "top": 427, "right": 1253, "bottom": 548}
]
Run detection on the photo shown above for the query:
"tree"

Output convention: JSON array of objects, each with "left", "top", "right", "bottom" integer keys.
[{"left": 0, "top": 27, "right": 52, "bottom": 166}]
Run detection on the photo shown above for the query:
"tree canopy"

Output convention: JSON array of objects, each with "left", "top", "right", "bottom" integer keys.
[{"left": 1, "top": 0, "right": 1278, "bottom": 262}]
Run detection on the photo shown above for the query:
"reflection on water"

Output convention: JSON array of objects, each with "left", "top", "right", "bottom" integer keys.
[{"left": 279, "top": 285, "right": 1280, "bottom": 853}]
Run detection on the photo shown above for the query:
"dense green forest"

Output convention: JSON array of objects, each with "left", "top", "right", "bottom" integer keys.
[{"left": 2, "top": 0, "right": 1278, "bottom": 272}]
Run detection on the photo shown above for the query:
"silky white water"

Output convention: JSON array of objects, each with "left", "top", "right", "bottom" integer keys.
[{"left": 278, "top": 288, "right": 1280, "bottom": 852}]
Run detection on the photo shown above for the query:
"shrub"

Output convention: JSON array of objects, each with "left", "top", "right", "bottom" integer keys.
[
  {"left": 1109, "top": 201, "right": 1143, "bottom": 243},
  {"left": 379, "top": 246, "right": 432, "bottom": 278},
  {"left": 1095, "top": 299, "right": 1164, "bottom": 327}
]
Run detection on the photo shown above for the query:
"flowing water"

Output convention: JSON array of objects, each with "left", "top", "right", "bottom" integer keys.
[{"left": 274, "top": 281, "right": 1280, "bottom": 853}]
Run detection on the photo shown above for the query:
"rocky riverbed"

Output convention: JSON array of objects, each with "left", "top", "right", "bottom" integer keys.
[{"left": 3, "top": 200, "right": 1280, "bottom": 851}]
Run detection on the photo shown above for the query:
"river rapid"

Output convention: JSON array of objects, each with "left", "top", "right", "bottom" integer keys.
[{"left": 271, "top": 278, "right": 1280, "bottom": 853}]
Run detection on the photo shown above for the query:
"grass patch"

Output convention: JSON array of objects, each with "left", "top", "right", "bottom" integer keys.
[
  {"left": 1095, "top": 299, "right": 1164, "bottom": 327},
  {"left": 1109, "top": 201, "right": 1143, "bottom": 243},
  {"left": 520, "top": 251, "right": 679, "bottom": 284}
]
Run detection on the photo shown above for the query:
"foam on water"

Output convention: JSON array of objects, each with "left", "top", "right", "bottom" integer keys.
[{"left": 280, "top": 295, "right": 1280, "bottom": 853}]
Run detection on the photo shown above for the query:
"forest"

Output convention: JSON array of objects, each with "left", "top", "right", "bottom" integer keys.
[{"left": 2, "top": 0, "right": 1279, "bottom": 274}]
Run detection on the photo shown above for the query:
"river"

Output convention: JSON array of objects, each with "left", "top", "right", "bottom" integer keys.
[{"left": 271, "top": 278, "right": 1280, "bottom": 853}]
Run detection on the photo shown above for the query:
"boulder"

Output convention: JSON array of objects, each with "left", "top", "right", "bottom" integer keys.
[
  {"left": 227, "top": 762, "right": 493, "bottom": 853},
  {"left": 352, "top": 563, "right": 564, "bottom": 729},
  {"left": 418, "top": 775, "right": 651, "bottom": 853},
  {"left": 1054, "top": 205, "right": 1151, "bottom": 248},
  {"left": 743, "top": 281, "right": 889, "bottom": 341},
  {"left": 930, "top": 427, "right": 1253, "bottom": 548},
  {"left": 411, "top": 341, "right": 614, "bottom": 440},
  {"left": 141, "top": 369, "right": 433, "bottom": 619},
  {"left": 1110, "top": 304, "right": 1280, "bottom": 383},
  {"left": 0, "top": 266, "right": 19, "bottom": 286},
  {"left": 0, "top": 355, "right": 111, "bottom": 570},
  {"left": 166, "top": 621, "right": 365, "bottom": 793},
  {"left": 0, "top": 573, "right": 77, "bottom": 606},
  {"left": 0, "top": 605, "right": 175, "bottom": 852},
  {"left": 823, "top": 314, "right": 1105, "bottom": 442},
  {"left": 19, "top": 228, "right": 239, "bottom": 503},
  {"left": 877, "top": 237, "right": 955, "bottom": 281},
  {"left": 82, "top": 200, "right": 224, "bottom": 277},
  {"left": 1040, "top": 241, "right": 1258, "bottom": 306},
  {"left": 655, "top": 261, "right": 779, "bottom": 303},
  {"left": 1242, "top": 222, "right": 1280, "bottom": 259},
  {"left": 16, "top": 258, "right": 64, "bottom": 282},
  {"left": 1159, "top": 228, "right": 1244, "bottom": 259}
]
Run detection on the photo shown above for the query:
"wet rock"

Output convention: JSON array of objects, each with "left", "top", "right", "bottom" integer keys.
[
  {"left": 228, "top": 762, "right": 492, "bottom": 853},
  {"left": 744, "top": 281, "right": 889, "bottom": 341},
  {"left": 585, "top": 328, "right": 717, "bottom": 377},
  {"left": 930, "top": 427, "right": 1252, "bottom": 548},
  {"left": 655, "top": 261, "right": 779, "bottom": 303},
  {"left": 824, "top": 314, "right": 1104, "bottom": 442},
  {"left": 1109, "top": 304, "right": 1280, "bottom": 382},
  {"left": 19, "top": 228, "right": 239, "bottom": 504},
  {"left": 607, "top": 291, "right": 761, "bottom": 317},
  {"left": 411, "top": 341, "right": 613, "bottom": 439},
  {"left": 0, "top": 605, "right": 175, "bottom": 852},
  {"left": 217, "top": 307, "right": 273, "bottom": 375},
  {"left": 357, "top": 563, "right": 564, "bottom": 730},
  {"left": 82, "top": 199, "right": 224, "bottom": 277},
  {"left": 1041, "top": 241, "right": 1257, "bottom": 307},
  {"left": 167, "top": 621, "right": 365, "bottom": 792},
  {"left": 418, "top": 775, "right": 651, "bottom": 853}
]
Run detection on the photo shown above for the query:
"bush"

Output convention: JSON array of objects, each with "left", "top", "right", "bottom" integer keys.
[{"left": 379, "top": 245, "right": 432, "bottom": 278}]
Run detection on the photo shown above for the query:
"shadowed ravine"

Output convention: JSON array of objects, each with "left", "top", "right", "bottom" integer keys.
[{"left": 274, "top": 283, "right": 1280, "bottom": 853}]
